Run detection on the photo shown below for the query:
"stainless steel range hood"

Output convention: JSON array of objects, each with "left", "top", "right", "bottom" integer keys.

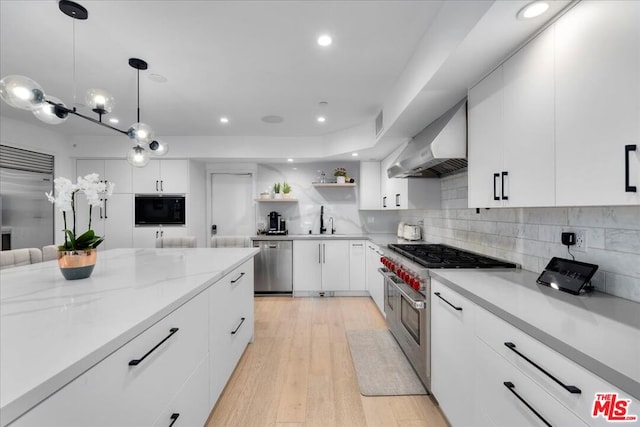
[{"left": 387, "top": 99, "right": 467, "bottom": 178}]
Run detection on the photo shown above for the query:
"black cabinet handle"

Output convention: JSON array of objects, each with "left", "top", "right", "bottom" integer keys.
[
  {"left": 383, "top": 196, "right": 387, "bottom": 208},
  {"left": 169, "top": 413, "right": 180, "bottom": 427},
  {"left": 104, "top": 199, "right": 108, "bottom": 219},
  {"left": 156, "top": 180, "right": 159, "bottom": 191},
  {"left": 99, "top": 199, "right": 104, "bottom": 219},
  {"left": 395, "top": 193, "right": 401, "bottom": 207},
  {"left": 161, "top": 180, "right": 164, "bottom": 191},
  {"left": 231, "top": 272, "right": 245, "bottom": 284},
  {"left": 129, "top": 327, "right": 179, "bottom": 366},
  {"left": 493, "top": 173, "right": 500, "bottom": 201},
  {"left": 501, "top": 171, "right": 509, "bottom": 200},
  {"left": 504, "top": 342, "right": 581, "bottom": 394},
  {"left": 503, "top": 382, "right": 552, "bottom": 427},
  {"left": 625, "top": 144, "right": 637, "bottom": 192},
  {"left": 231, "top": 317, "right": 246, "bottom": 335},
  {"left": 434, "top": 292, "right": 462, "bottom": 311},
  {"left": 156, "top": 230, "right": 159, "bottom": 238}
]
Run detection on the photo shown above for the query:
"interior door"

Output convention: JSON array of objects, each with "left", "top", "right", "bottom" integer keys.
[{"left": 210, "top": 173, "right": 253, "bottom": 237}]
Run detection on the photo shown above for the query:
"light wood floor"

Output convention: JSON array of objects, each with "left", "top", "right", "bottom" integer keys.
[{"left": 206, "top": 296, "right": 448, "bottom": 427}]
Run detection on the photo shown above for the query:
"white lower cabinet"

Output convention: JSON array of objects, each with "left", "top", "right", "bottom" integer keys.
[
  {"left": 430, "top": 281, "right": 634, "bottom": 427},
  {"left": 365, "top": 242, "right": 385, "bottom": 316},
  {"left": 349, "top": 240, "right": 366, "bottom": 291},
  {"left": 151, "top": 356, "right": 210, "bottom": 427},
  {"left": 475, "top": 338, "right": 588, "bottom": 427},
  {"left": 11, "top": 292, "right": 209, "bottom": 427},
  {"left": 209, "top": 259, "right": 254, "bottom": 406},
  {"left": 293, "top": 240, "right": 350, "bottom": 293},
  {"left": 430, "top": 280, "right": 477, "bottom": 427}
]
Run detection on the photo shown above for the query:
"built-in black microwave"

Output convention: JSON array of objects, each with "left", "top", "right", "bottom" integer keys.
[{"left": 135, "top": 195, "right": 186, "bottom": 226}]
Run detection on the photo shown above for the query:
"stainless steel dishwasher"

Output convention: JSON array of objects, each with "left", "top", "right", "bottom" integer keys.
[{"left": 253, "top": 240, "right": 293, "bottom": 295}]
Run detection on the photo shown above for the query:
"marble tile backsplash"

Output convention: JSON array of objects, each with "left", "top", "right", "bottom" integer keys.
[{"left": 399, "top": 171, "right": 640, "bottom": 303}]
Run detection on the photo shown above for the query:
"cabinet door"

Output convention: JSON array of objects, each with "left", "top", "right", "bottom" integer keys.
[
  {"left": 365, "top": 243, "right": 385, "bottom": 316},
  {"left": 132, "top": 160, "right": 162, "bottom": 193},
  {"left": 555, "top": 1, "right": 640, "bottom": 206},
  {"left": 503, "top": 27, "right": 555, "bottom": 207},
  {"left": 103, "top": 194, "right": 132, "bottom": 250},
  {"left": 104, "top": 160, "right": 132, "bottom": 193},
  {"left": 359, "top": 161, "right": 381, "bottom": 209},
  {"left": 430, "top": 280, "right": 477, "bottom": 427},
  {"left": 159, "top": 160, "right": 189, "bottom": 194},
  {"left": 468, "top": 67, "right": 505, "bottom": 208},
  {"left": 133, "top": 227, "right": 160, "bottom": 248},
  {"left": 348, "top": 240, "right": 366, "bottom": 291},
  {"left": 321, "top": 240, "right": 350, "bottom": 291},
  {"left": 293, "top": 240, "right": 322, "bottom": 292}
]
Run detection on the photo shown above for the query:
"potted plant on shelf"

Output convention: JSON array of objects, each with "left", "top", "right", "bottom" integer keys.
[
  {"left": 45, "top": 174, "right": 114, "bottom": 280},
  {"left": 273, "top": 182, "right": 282, "bottom": 199},
  {"left": 282, "top": 182, "right": 292, "bottom": 199},
  {"left": 334, "top": 167, "right": 347, "bottom": 184}
]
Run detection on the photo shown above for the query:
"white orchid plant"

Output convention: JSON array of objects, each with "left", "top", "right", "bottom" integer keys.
[{"left": 45, "top": 173, "right": 115, "bottom": 251}]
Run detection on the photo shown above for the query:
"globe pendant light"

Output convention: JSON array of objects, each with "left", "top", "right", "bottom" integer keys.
[
  {"left": 0, "top": 75, "right": 46, "bottom": 111},
  {"left": 0, "top": 1, "right": 165, "bottom": 168}
]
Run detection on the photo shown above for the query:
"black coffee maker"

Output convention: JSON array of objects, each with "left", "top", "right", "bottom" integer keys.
[{"left": 267, "top": 211, "right": 287, "bottom": 235}]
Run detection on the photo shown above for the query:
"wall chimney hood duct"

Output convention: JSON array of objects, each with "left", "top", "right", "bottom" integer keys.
[{"left": 387, "top": 99, "right": 467, "bottom": 178}]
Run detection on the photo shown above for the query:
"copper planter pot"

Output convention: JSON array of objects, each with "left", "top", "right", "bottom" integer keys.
[{"left": 57, "top": 249, "right": 97, "bottom": 280}]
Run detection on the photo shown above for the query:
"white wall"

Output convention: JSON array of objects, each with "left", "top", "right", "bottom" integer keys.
[
  {"left": 399, "top": 172, "right": 640, "bottom": 303},
  {"left": 0, "top": 116, "right": 74, "bottom": 244}
]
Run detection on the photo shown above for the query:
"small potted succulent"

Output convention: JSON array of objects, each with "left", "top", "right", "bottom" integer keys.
[
  {"left": 273, "top": 182, "right": 282, "bottom": 199},
  {"left": 282, "top": 182, "right": 292, "bottom": 199},
  {"left": 334, "top": 167, "right": 347, "bottom": 184}
]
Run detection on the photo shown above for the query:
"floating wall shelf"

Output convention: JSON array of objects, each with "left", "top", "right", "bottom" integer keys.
[
  {"left": 254, "top": 198, "right": 298, "bottom": 202},
  {"left": 312, "top": 183, "right": 357, "bottom": 188}
]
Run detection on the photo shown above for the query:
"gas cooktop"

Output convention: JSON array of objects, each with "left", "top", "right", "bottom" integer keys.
[{"left": 387, "top": 243, "right": 517, "bottom": 269}]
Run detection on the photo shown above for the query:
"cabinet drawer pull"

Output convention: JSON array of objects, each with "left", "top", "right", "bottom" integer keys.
[
  {"left": 99, "top": 199, "right": 104, "bottom": 219},
  {"left": 434, "top": 292, "right": 462, "bottom": 311},
  {"left": 161, "top": 180, "right": 164, "bottom": 192},
  {"left": 128, "top": 327, "right": 179, "bottom": 366},
  {"left": 104, "top": 199, "right": 108, "bottom": 219},
  {"left": 501, "top": 171, "right": 509, "bottom": 200},
  {"left": 503, "top": 382, "right": 552, "bottom": 427},
  {"left": 504, "top": 342, "right": 581, "bottom": 394},
  {"left": 493, "top": 173, "right": 500, "bottom": 201},
  {"left": 382, "top": 196, "right": 387, "bottom": 208},
  {"left": 231, "top": 317, "right": 246, "bottom": 335},
  {"left": 625, "top": 144, "right": 637, "bottom": 192},
  {"left": 169, "top": 413, "right": 180, "bottom": 427},
  {"left": 156, "top": 180, "right": 159, "bottom": 191},
  {"left": 230, "top": 272, "right": 245, "bottom": 284},
  {"left": 352, "top": 243, "right": 364, "bottom": 247},
  {"left": 395, "top": 193, "right": 401, "bottom": 207}
]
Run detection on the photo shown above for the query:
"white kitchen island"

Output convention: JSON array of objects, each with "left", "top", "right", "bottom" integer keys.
[{"left": 0, "top": 247, "right": 259, "bottom": 427}]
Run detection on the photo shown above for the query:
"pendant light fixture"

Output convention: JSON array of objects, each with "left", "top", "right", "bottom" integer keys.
[{"left": 0, "top": 0, "right": 168, "bottom": 167}]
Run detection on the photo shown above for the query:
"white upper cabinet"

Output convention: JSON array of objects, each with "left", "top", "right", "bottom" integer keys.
[
  {"left": 555, "top": 0, "right": 640, "bottom": 206},
  {"left": 76, "top": 159, "right": 132, "bottom": 193},
  {"left": 468, "top": 27, "right": 555, "bottom": 208},
  {"left": 132, "top": 160, "right": 189, "bottom": 194},
  {"left": 469, "top": 0, "right": 639, "bottom": 208},
  {"left": 503, "top": 27, "right": 555, "bottom": 207},
  {"left": 359, "top": 161, "right": 381, "bottom": 209}
]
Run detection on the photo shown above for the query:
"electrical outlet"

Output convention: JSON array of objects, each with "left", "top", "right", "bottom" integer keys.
[{"left": 574, "top": 230, "right": 587, "bottom": 252}]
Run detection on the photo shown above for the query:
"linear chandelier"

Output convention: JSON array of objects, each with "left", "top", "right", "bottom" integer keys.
[{"left": 0, "top": 0, "right": 168, "bottom": 167}]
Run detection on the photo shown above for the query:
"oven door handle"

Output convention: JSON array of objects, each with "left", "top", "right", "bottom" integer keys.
[{"left": 392, "top": 280, "right": 426, "bottom": 310}]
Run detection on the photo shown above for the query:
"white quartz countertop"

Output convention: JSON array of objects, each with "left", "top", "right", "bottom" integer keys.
[
  {"left": 0, "top": 247, "right": 259, "bottom": 426},
  {"left": 429, "top": 269, "right": 640, "bottom": 400}
]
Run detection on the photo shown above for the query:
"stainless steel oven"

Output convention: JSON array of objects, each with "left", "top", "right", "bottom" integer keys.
[{"left": 380, "top": 267, "right": 430, "bottom": 390}]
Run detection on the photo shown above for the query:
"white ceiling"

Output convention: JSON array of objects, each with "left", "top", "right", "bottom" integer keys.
[{"left": 0, "top": 0, "right": 572, "bottom": 159}]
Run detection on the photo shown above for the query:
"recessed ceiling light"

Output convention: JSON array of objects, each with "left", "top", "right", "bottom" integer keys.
[
  {"left": 517, "top": 1, "right": 549, "bottom": 20},
  {"left": 148, "top": 73, "right": 168, "bottom": 83},
  {"left": 317, "top": 116, "right": 326, "bottom": 123},
  {"left": 352, "top": 152, "right": 359, "bottom": 157},
  {"left": 109, "top": 118, "right": 119, "bottom": 124},
  {"left": 220, "top": 117, "right": 229, "bottom": 124},
  {"left": 287, "top": 158, "right": 294, "bottom": 162},
  {"left": 262, "top": 115, "right": 284, "bottom": 124},
  {"left": 317, "top": 34, "right": 332, "bottom": 47}
]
